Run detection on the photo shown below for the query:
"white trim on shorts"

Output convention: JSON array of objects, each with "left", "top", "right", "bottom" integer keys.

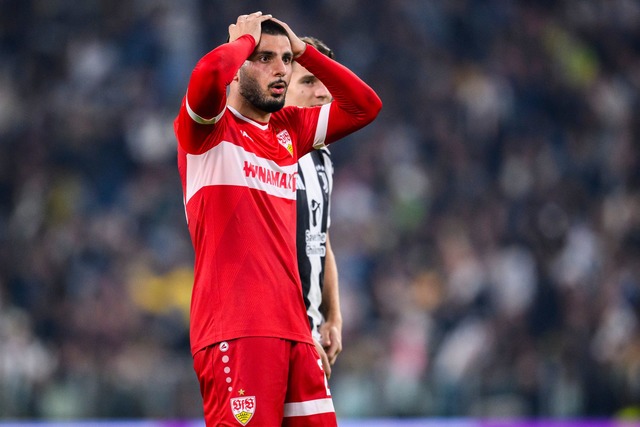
[{"left": 283, "top": 398, "right": 335, "bottom": 417}]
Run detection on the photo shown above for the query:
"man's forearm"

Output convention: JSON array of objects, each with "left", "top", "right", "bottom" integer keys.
[
  {"left": 186, "top": 35, "right": 256, "bottom": 121},
  {"left": 321, "top": 235, "right": 342, "bottom": 328}
]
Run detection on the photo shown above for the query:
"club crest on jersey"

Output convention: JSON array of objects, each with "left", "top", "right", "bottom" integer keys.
[
  {"left": 276, "top": 130, "right": 294, "bottom": 156},
  {"left": 231, "top": 395, "right": 256, "bottom": 425}
]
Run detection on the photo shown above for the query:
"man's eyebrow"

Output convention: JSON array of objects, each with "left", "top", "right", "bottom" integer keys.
[
  {"left": 249, "top": 49, "right": 275, "bottom": 59},
  {"left": 249, "top": 50, "right": 293, "bottom": 59}
]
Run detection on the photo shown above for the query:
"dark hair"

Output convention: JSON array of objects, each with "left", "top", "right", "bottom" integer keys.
[
  {"left": 261, "top": 19, "right": 288, "bottom": 37},
  {"left": 300, "top": 36, "right": 335, "bottom": 59},
  {"left": 226, "top": 19, "right": 288, "bottom": 43}
]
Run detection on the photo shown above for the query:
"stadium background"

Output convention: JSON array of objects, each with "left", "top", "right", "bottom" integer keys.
[{"left": 1, "top": 0, "right": 640, "bottom": 424}]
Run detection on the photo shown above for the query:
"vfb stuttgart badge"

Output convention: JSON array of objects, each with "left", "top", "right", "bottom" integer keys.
[
  {"left": 276, "top": 130, "right": 294, "bottom": 156},
  {"left": 230, "top": 395, "right": 256, "bottom": 425}
]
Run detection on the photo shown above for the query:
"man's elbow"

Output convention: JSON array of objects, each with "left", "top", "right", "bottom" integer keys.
[
  {"left": 363, "top": 92, "right": 382, "bottom": 124},
  {"left": 371, "top": 94, "right": 383, "bottom": 118}
]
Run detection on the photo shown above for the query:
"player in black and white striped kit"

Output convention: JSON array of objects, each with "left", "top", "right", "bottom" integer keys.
[{"left": 286, "top": 36, "right": 343, "bottom": 378}]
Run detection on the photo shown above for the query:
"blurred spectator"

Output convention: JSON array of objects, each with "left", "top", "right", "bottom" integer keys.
[{"left": 1, "top": 0, "right": 639, "bottom": 420}]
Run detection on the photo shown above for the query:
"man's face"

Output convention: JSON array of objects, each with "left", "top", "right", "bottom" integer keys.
[
  {"left": 285, "top": 62, "right": 332, "bottom": 108},
  {"left": 238, "top": 33, "right": 293, "bottom": 113}
]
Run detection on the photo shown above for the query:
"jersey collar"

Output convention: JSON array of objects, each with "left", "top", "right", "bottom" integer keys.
[{"left": 227, "top": 106, "right": 269, "bottom": 131}]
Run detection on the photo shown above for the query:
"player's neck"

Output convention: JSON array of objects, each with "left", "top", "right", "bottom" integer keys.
[{"left": 227, "top": 94, "right": 271, "bottom": 124}]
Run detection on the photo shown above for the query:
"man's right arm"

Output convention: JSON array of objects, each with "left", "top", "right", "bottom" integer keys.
[{"left": 176, "top": 35, "right": 255, "bottom": 154}]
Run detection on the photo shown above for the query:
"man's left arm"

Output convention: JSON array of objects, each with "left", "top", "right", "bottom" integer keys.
[
  {"left": 320, "top": 233, "right": 343, "bottom": 366},
  {"left": 295, "top": 45, "right": 382, "bottom": 144}
]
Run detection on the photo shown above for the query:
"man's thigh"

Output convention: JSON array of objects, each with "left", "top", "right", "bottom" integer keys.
[
  {"left": 193, "top": 337, "right": 289, "bottom": 426},
  {"left": 193, "top": 337, "right": 337, "bottom": 427},
  {"left": 283, "top": 341, "right": 337, "bottom": 427}
]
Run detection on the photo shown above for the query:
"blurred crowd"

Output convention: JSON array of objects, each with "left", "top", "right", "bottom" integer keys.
[{"left": 1, "top": 0, "right": 639, "bottom": 420}]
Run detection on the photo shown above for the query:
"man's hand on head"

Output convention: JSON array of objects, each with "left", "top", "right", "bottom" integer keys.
[
  {"left": 228, "top": 11, "right": 273, "bottom": 45},
  {"left": 268, "top": 17, "right": 307, "bottom": 58}
]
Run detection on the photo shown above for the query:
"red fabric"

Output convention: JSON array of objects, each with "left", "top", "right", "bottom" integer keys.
[
  {"left": 174, "top": 35, "right": 381, "bottom": 355},
  {"left": 177, "top": 110, "right": 316, "bottom": 353},
  {"left": 180, "top": 34, "right": 256, "bottom": 153},
  {"left": 193, "top": 338, "right": 337, "bottom": 427},
  {"left": 295, "top": 44, "right": 382, "bottom": 143}
]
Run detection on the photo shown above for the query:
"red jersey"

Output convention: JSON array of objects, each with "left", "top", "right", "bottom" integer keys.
[{"left": 175, "top": 35, "right": 381, "bottom": 355}]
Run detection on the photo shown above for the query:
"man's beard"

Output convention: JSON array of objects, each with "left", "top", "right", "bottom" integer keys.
[{"left": 239, "top": 71, "right": 286, "bottom": 113}]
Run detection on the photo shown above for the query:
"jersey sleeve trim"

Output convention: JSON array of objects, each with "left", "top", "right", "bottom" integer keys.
[
  {"left": 186, "top": 94, "right": 226, "bottom": 125},
  {"left": 313, "top": 103, "right": 331, "bottom": 149}
]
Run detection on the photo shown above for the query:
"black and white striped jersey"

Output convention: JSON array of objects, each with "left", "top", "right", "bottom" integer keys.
[{"left": 296, "top": 147, "right": 334, "bottom": 341}]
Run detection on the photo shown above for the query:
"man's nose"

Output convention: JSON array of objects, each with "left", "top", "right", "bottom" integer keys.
[
  {"left": 316, "top": 84, "right": 331, "bottom": 100},
  {"left": 274, "top": 58, "right": 288, "bottom": 76}
]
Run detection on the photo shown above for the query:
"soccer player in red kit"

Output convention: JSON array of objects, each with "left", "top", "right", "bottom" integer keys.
[{"left": 174, "top": 12, "right": 381, "bottom": 426}]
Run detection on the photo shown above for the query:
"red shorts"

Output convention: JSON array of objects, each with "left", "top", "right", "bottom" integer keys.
[{"left": 193, "top": 337, "right": 337, "bottom": 427}]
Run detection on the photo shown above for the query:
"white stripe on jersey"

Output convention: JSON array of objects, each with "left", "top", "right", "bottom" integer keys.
[
  {"left": 227, "top": 105, "right": 269, "bottom": 130},
  {"left": 313, "top": 103, "right": 331, "bottom": 149},
  {"left": 185, "top": 95, "right": 226, "bottom": 125},
  {"left": 185, "top": 141, "right": 297, "bottom": 203},
  {"left": 283, "top": 398, "right": 335, "bottom": 417}
]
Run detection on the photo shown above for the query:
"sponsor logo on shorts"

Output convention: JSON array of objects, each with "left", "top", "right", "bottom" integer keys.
[{"left": 231, "top": 395, "right": 256, "bottom": 425}]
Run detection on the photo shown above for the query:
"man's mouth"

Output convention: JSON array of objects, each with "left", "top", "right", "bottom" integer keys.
[{"left": 269, "top": 81, "right": 287, "bottom": 95}]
